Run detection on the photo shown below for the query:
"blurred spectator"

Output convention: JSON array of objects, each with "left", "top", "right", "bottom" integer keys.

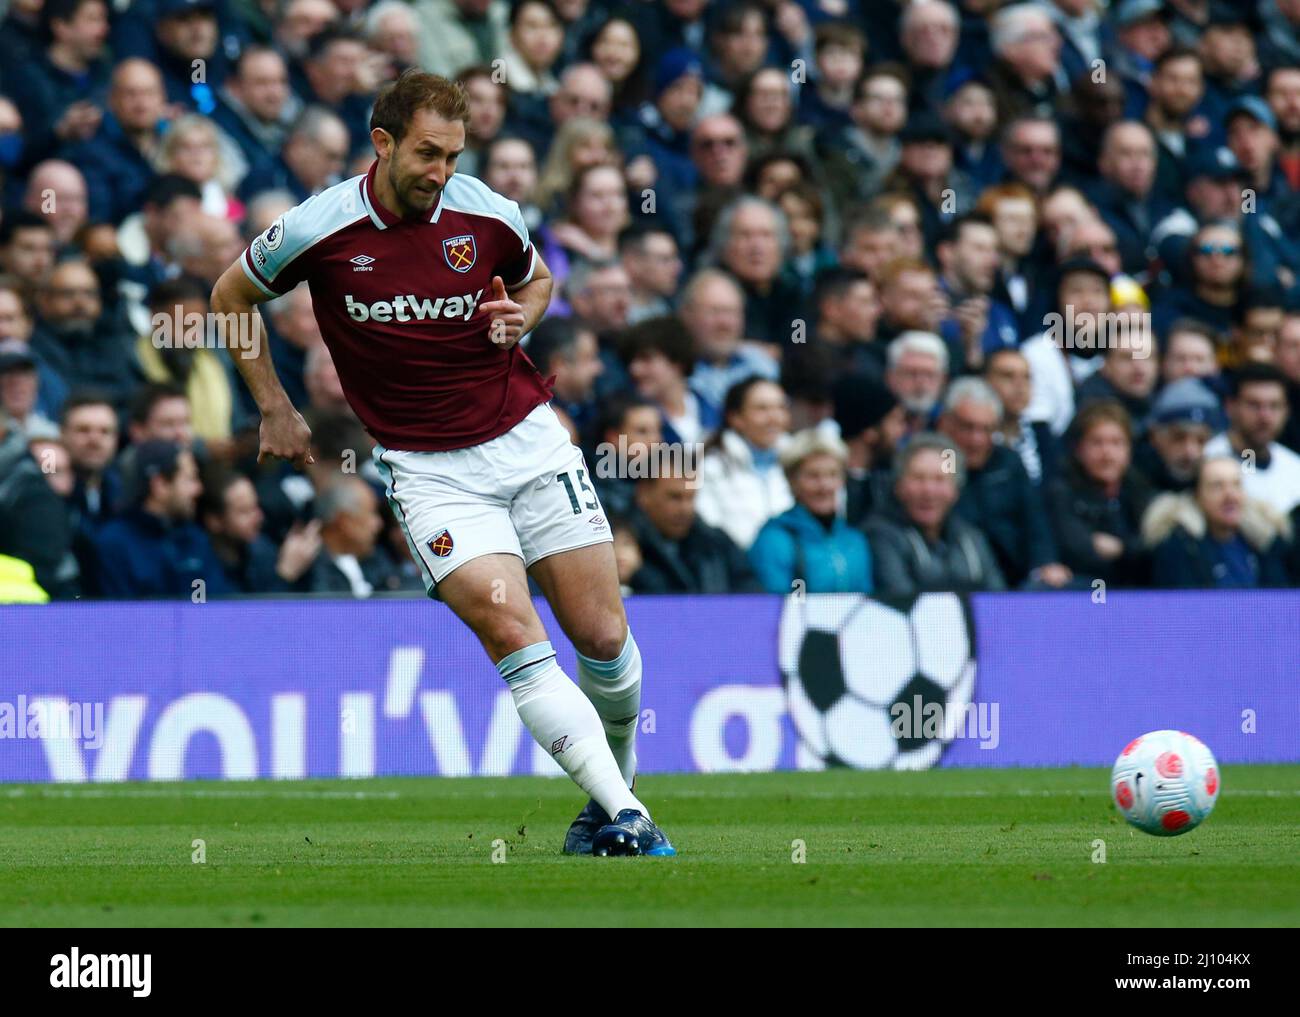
[
  {"left": 115, "top": 174, "right": 204, "bottom": 332},
  {"left": 93, "top": 439, "right": 229, "bottom": 598},
  {"left": 797, "top": 22, "right": 865, "bottom": 133},
  {"left": 628, "top": 470, "right": 760, "bottom": 594},
  {"left": 939, "top": 377, "right": 1070, "bottom": 587},
  {"left": 0, "top": 214, "right": 57, "bottom": 298},
  {"left": 620, "top": 224, "right": 682, "bottom": 324},
  {"left": 454, "top": 65, "right": 507, "bottom": 177},
  {"left": 29, "top": 430, "right": 75, "bottom": 499},
  {"left": 64, "top": 58, "right": 171, "bottom": 225},
  {"left": 695, "top": 376, "right": 792, "bottom": 550},
  {"left": 8, "top": 0, "right": 110, "bottom": 164},
  {"left": 586, "top": 17, "right": 644, "bottom": 116},
  {"left": 984, "top": 347, "right": 1061, "bottom": 486},
  {"left": 884, "top": 330, "right": 948, "bottom": 434},
  {"left": 500, "top": 0, "right": 564, "bottom": 97},
  {"left": 138, "top": 276, "right": 236, "bottom": 442},
  {"left": 620, "top": 314, "right": 716, "bottom": 445},
  {"left": 156, "top": 114, "right": 246, "bottom": 220},
  {"left": 201, "top": 469, "right": 320, "bottom": 592},
  {"left": 1133, "top": 377, "right": 1220, "bottom": 494},
  {"left": 238, "top": 105, "right": 350, "bottom": 203},
  {"left": 1045, "top": 399, "right": 1155, "bottom": 586},
  {"left": 308, "top": 475, "right": 396, "bottom": 597},
  {"left": 608, "top": 512, "right": 641, "bottom": 596},
  {"left": 806, "top": 270, "right": 881, "bottom": 378},
  {"left": 1000, "top": 114, "right": 1062, "bottom": 196},
  {"left": 1076, "top": 335, "right": 1161, "bottom": 428},
  {"left": 1088, "top": 120, "right": 1169, "bottom": 275},
  {"left": 706, "top": 196, "right": 804, "bottom": 346},
  {"left": 22, "top": 161, "right": 89, "bottom": 248},
  {"left": 976, "top": 182, "right": 1043, "bottom": 331},
  {"left": 865, "top": 433, "right": 1007, "bottom": 597},
  {"left": 833, "top": 371, "right": 906, "bottom": 526},
  {"left": 413, "top": 0, "right": 509, "bottom": 82},
  {"left": 1161, "top": 319, "right": 1222, "bottom": 385},
  {"left": 29, "top": 259, "right": 136, "bottom": 407},
  {"left": 59, "top": 389, "right": 122, "bottom": 531},
  {"left": 1145, "top": 456, "right": 1292, "bottom": 588},
  {"left": 987, "top": 3, "right": 1066, "bottom": 123},
  {"left": 734, "top": 66, "right": 815, "bottom": 167},
  {"left": 0, "top": 407, "right": 78, "bottom": 597},
  {"left": 213, "top": 45, "right": 303, "bottom": 173},
  {"left": 481, "top": 135, "right": 542, "bottom": 230},
  {"left": 0, "top": 339, "right": 56, "bottom": 434},
  {"left": 1204, "top": 363, "right": 1300, "bottom": 514},
  {"left": 884, "top": 112, "right": 974, "bottom": 248},
  {"left": 298, "top": 27, "right": 381, "bottom": 156},
  {"left": 944, "top": 72, "right": 1002, "bottom": 194},
  {"left": 681, "top": 268, "right": 778, "bottom": 415},
  {"left": 1152, "top": 219, "right": 1247, "bottom": 341},
  {"left": 588, "top": 392, "right": 662, "bottom": 519},
  {"left": 750, "top": 428, "right": 871, "bottom": 593},
  {"left": 900, "top": 0, "right": 961, "bottom": 114},
  {"left": 526, "top": 315, "right": 603, "bottom": 439},
  {"left": 303, "top": 342, "right": 353, "bottom": 417},
  {"left": 1276, "top": 312, "right": 1300, "bottom": 454},
  {"left": 1021, "top": 257, "right": 1113, "bottom": 436},
  {"left": 936, "top": 212, "right": 1021, "bottom": 371},
  {"left": 816, "top": 65, "right": 906, "bottom": 213}
]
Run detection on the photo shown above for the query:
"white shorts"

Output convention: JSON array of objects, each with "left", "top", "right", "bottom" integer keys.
[{"left": 373, "top": 403, "right": 612, "bottom": 593}]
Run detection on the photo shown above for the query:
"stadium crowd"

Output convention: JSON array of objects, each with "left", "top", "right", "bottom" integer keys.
[{"left": 2, "top": 0, "right": 1300, "bottom": 601}]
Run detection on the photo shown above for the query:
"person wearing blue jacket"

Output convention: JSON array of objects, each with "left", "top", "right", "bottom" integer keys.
[
  {"left": 93, "top": 439, "right": 231, "bottom": 599},
  {"left": 749, "top": 428, "right": 873, "bottom": 594}
]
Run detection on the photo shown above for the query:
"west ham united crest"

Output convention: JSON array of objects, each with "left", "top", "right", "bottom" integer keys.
[
  {"left": 442, "top": 235, "right": 476, "bottom": 273},
  {"left": 428, "top": 529, "right": 454, "bottom": 557}
]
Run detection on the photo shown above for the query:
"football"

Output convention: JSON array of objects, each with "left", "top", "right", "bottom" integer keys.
[
  {"left": 1111, "top": 730, "right": 1220, "bottom": 836},
  {"left": 778, "top": 592, "right": 977, "bottom": 770}
]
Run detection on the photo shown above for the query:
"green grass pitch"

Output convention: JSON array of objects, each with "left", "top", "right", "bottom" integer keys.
[{"left": 2, "top": 766, "right": 1297, "bottom": 927}]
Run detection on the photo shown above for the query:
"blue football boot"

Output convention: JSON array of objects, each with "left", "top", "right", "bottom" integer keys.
[
  {"left": 562, "top": 798, "right": 611, "bottom": 855},
  {"left": 591, "top": 809, "right": 676, "bottom": 857}
]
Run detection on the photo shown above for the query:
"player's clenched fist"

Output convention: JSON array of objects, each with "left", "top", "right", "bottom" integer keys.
[
  {"left": 480, "top": 275, "right": 526, "bottom": 349},
  {"left": 258, "top": 405, "right": 315, "bottom": 468}
]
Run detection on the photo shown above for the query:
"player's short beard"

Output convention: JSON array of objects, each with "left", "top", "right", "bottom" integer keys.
[{"left": 388, "top": 160, "right": 439, "bottom": 216}]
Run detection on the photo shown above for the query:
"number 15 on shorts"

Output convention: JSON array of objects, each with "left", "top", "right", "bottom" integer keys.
[{"left": 557, "top": 466, "right": 598, "bottom": 514}]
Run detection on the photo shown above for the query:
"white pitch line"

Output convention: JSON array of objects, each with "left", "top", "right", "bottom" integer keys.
[
  {"left": 1, "top": 787, "right": 401, "bottom": 800},
  {"left": 1, "top": 786, "right": 1297, "bottom": 800}
]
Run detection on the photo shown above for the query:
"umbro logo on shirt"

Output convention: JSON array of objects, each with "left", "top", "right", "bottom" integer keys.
[
  {"left": 345, "top": 290, "right": 484, "bottom": 323},
  {"left": 350, "top": 254, "right": 376, "bottom": 271}
]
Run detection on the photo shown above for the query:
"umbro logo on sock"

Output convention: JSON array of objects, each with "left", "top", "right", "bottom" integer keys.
[{"left": 550, "top": 736, "right": 568, "bottom": 755}]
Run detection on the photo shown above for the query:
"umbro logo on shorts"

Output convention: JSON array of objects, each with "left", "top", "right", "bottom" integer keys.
[
  {"left": 589, "top": 514, "right": 607, "bottom": 528},
  {"left": 550, "top": 736, "right": 568, "bottom": 755},
  {"left": 428, "top": 529, "right": 454, "bottom": 557}
]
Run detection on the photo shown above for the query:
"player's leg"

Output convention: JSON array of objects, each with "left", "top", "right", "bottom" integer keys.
[
  {"left": 434, "top": 554, "right": 649, "bottom": 824},
  {"left": 505, "top": 406, "right": 674, "bottom": 855},
  {"left": 528, "top": 542, "right": 641, "bottom": 789},
  {"left": 374, "top": 444, "right": 646, "bottom": 826}
]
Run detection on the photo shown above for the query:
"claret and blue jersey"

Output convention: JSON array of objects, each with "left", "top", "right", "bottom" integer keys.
[{"left": 240, "top": 161, "right": 551, "bottom": 452}]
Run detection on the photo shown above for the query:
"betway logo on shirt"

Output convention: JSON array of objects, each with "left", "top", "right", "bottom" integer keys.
[{"left": 345, "top": 290, "right": 483, "bottom": 323}]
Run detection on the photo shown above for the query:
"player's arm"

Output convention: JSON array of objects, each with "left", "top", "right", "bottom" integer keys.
[
  {"left": 481, "top": 252, "right": 553, "bottom": 349},
  {"left": 210, "top": 261, "right": 314, "bottom": 467}
]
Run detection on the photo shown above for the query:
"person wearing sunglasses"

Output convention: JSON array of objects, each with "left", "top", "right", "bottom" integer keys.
[{"left": 1151, "top": 220, "right": 1247, "bottom": 343}]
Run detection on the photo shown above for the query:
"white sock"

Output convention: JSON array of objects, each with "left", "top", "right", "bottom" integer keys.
[
  {"left": 497, "top": 641, "right": 648, "bottom": 820},
  {"left": 577, "top": 631, "right": 642, "bottom": 788}
]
